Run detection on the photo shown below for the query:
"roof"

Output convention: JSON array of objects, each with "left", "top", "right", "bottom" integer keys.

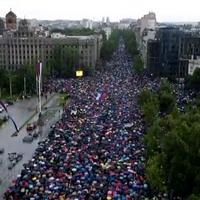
[{"left": 6, "top": 10, "right": 17, "bottom": 18}]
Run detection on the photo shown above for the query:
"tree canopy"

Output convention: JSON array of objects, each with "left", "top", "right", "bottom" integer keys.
[{"left": 139, "top": 81, "right": 200, "bottom": 199}]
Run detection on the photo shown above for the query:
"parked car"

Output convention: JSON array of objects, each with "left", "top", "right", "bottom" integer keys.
[
  {"left": 23, "top": 135, "right": 33, "bottom": 143},
  {"left": 32, "top": 131, "right": 39, "bottom": 138},
  {"left": 6, "top": 100, "right": 14, "bottom": 105},
  {"left": 26, "top": 123, "right": 37, "bottom": 131},
  {"left": 0, "top": 148, "right": 5, "bottom": 154}
]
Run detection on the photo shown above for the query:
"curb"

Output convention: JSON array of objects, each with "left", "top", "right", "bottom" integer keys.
[{"left": 11, "top": 93, "right": 57, "bottom": 137}]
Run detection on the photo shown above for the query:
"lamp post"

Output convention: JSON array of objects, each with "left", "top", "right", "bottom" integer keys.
[
  {"left": 24, "top": 76, "right": 26, "bottom": 97},
  {"left": 9, "top": 76, "right": 12, "bottom": 99}
]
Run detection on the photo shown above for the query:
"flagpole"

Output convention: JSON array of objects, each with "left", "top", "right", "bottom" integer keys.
[
  {"left": 38, "top": 75, "right": 41, "bottom": 114},
  {"left": 38, "top": 62, "right": 42, "bottom": 114}
]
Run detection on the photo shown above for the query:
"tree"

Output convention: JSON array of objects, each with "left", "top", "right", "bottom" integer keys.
[
  {"left": 133, "top": 55, "right": 144, "bottom": 74},
  {"left": 159, "top": 92, "right": 175, "bottom": 114},
  {"left": 140, "top": 85, "right": 200, "bottom": 199},
  {"left": 0, "top": 69, "right": 9, "bottom": 97},
  {"left": 100, "top": 29, "right": 120, "bottom": 61},
  {"left": 187, "top": 68, "right": 200, "bottom": 90},
  {"left": 51, "top": 28, "right": 96, "bottom": 36},
  {"left": 14, "top": 64, "right": 36, "bottom": 95}
]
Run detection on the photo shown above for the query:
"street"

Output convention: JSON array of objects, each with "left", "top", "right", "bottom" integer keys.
[{"left": 0, "top": 94, "right": 61, "bottom": 197}]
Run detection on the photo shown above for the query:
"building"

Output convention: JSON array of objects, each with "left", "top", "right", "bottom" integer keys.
[
  {"left": 139, "top": 12, "right": 156, "bottom": 37},
  {"left": 102, "top": 27, "right": 112, "bottom": 40},
  {"left": 0, "top": 18, "right": 5, "bottom": 35},
  {"left": 141, "top": 28, "right": 156, "bottom": 68},
  {"left": 81, "top": 19, "right": 93, "bottom": 29},
  {"left": 147, "top": 39, "right": 160, "bottom": 76},
  {"left": 188, "top": 55, "right": 200, "bottom": 75},
  {"left": 134, "top": 12, "right": 157, "bottom": 68},
  {"left": 6, "top": 10, "right": 17, "bottom": 30},
  {"left": 147, "top": 27, "right": 183, "bottom": 77},
  {"left": 0, "top": 32, "right": 102, "bottom": 72},
  {"left": 0, "top": 11, "right": 103, "bottom": 73},
  {"left": 179, "top": 34, "right": 200, "bottom": 77}
]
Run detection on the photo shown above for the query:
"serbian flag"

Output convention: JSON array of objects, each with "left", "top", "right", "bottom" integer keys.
[{"left": 36, "top": 61, "right": 42, "bottom": 79}]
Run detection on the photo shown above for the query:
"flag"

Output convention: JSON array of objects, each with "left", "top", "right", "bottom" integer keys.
[{"left": 36, "top": 61, "right": 42, "bottom": 79}]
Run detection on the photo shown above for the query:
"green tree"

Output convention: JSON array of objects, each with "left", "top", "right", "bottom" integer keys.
[
  {"left": 134, "top": 55, "right": 144, "bottom": 74},
  {"left": 187, "top": 68, "right": 200, "bottom": 90},
  {"left": 159, "top": 92, "right": 175, "bottom": 114},
  {"left": 100, "top": 29, "right": 120, "bottom": 61},
  {"left": 140, "top": 85, "right": 200, "bottom": 199}
]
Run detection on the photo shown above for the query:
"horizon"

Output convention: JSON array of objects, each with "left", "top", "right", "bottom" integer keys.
[{"left": 1, "top": 0, "right": 200, "bottom": 23}]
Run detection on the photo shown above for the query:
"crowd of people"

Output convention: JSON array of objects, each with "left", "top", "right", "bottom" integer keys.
[{"left": 5, "top": 40, "right": 171, "bottom": 200}]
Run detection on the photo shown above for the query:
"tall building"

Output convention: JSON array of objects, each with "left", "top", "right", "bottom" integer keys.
[
  {"left": 147, "top": 39, "right": 160, "bottom": 76},
  {"left": 0, "top": 18, "right": 5, "bottom": 35},
  {"left": 0, "top": 32, "right": 102, "bottom": 72},
  {"left": 102, "top": 27, "right": 112, "bottom": 40},
  {"left": 147, "top": 27, "right": 183, "bottom": 77},
  {"left": 106, "top": 17, "right": 110, "bottom": 25},
  {"left": 139, "top": 12, "right": 156, "bottom": 36},
  {"left": 81, "top": 19, "right": 93, "bottom": 29},
  {"left": 188, "top": 55, "right": 200, "bottom": 75},
  {"left": 18, "top": 19, "right": 29, "bottom": 33},
  {"left": 0, "top": 10, "right": 103, "bottom": 73},
  {"left": 134, "top": 12, "right": 157, "bottom": 68},
  {"left": 179, "top": 34, "right": 200, "bottom": 77},
  {"left": 6, "top": 10, "right": 17, "bottom": 30}
]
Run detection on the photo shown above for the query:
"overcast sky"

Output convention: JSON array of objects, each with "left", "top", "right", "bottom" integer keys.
[{"left": 1, "top": 0, "right": 200, "bottom": 22}]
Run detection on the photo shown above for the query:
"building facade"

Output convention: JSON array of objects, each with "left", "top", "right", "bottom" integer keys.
[
  {"left": 147, "top": 27, "right": 185, "bottom": 78},
  {"left": 6, "top": 10, "right": 17, "bottom": 30},
  {"left": 0, "top": 18, "right": 5, "bottom": 35},
  {"left": 134, "top": 12, "right": 157, "bottom": 68},
  {"left": 188, "top": 55, "right": 200, "bottom": 75},
  {"left": 0, "top": 11, "right": 102, "bottom": 74}
]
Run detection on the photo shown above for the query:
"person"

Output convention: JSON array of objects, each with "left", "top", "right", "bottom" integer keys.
[{"left": 5, "top": 38, "right": 177, "bottom": 200}]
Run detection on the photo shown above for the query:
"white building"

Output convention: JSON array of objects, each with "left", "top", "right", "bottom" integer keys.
[
  {"left": 81, "top": 19, "right": 93, "bottom": 29},
  {"left": 103, "top": 27, "right": 112, "bottom": 40},
  {"left": 51, "top": 32, "right": 66, "bottom": 38},
  {"left": 118, "top": 23, "right": 130, "bottom": 30},
  {"left": 139, "top": 12, "right": 156, "bottom": 36},
  {"left": 188, "top": 55, "right": 200, "bottom": 75},
  {"left": 141, "top": 29, "right": 156, "bottom": 68},
  {"left": 134, "top": 12, "right": 157, "bottom": 68}
]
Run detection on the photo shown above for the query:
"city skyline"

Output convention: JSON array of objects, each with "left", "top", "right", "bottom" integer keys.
[{"left": 1, "top": 0, "right": 200, "bottom": 22}]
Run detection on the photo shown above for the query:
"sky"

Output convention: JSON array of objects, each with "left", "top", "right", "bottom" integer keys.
[{"left": 1, "top": 0, "right": 200, "bottom": 22}]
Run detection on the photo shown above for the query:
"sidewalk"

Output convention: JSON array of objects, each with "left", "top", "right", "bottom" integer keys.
[
  {"left": 15, "top": 93, "right": 57, "bottom": 134},
  {"left": 0, "top": 93, "right": 61, "bottom": 198},
  {"left": 0, "top": 93, "right": 56, "bottom": 136}
]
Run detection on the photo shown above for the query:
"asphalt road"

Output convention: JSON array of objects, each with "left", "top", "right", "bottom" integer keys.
[{"left": 0, "top": 94, "right": 61, "bottom": 198}]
